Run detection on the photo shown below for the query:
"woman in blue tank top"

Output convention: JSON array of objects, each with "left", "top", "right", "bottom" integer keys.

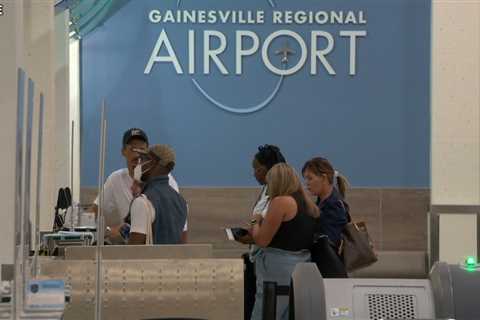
[{"left": 250, "top": 163, "right": 318, "bottom": 320}]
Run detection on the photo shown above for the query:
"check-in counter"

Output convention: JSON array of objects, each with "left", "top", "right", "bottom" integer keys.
[{"left": 38, "top": 244, "right": 243, "bottom": 320}]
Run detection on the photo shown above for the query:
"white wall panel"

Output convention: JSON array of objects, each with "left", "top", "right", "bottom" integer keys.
[
  {"left": 70, "top": 38, "right": 81, "bottom": 203},
  {"left": 431, "top": 0, "right": 480, "bottom": 264},
  {"left": 55, "top": 10, "right": 71, "bottom": 202},
  {"left": 22, "top": 0, "right": 56, "bottom": 232},
  {"left": 0, "top": 0, "right": 56, "bottom": 263},
  {"left": 431, "top": 0, "right": 480, "bottom": 205},
  {"left": 439, "top": 214, "right": 477, "bottom": 263},
  {"left": 0, "top": 0, "right": 24, "bottom": 265}
]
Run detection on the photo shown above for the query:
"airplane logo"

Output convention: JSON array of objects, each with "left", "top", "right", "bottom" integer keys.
[{"left": 275, "top": 41, "right": 295, "bottom": 64}]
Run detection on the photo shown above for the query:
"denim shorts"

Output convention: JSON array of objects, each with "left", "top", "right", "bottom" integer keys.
[{"left": 250, "top": 247, "right": 311, "bottom": 320}]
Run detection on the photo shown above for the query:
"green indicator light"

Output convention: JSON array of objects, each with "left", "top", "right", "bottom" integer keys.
[
  {"left": 460, "top": 256, "right": 479, "bottom": 272},
  {"left": 466, "top": 256, "right": 476, "bottom": 267}
]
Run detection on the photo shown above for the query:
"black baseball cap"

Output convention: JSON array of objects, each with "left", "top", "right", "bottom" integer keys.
[{"left": 122, "top": 128, "right": 149, "bottom": 147}]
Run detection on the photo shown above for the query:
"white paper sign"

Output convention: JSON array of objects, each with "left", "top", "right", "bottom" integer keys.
[
  {"left": 330, "top": 307, "right": 350, "bottom": 318},
  {"left": 25, "top": 279, "right": 65, "bottom": 311},
  {"left": 330, "top": 307, "right": 340, "bottom": 317}
]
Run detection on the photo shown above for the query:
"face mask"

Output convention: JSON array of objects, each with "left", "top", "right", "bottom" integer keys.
[{"left": 133, "top": 159, "right": 152, "bottom": 181}]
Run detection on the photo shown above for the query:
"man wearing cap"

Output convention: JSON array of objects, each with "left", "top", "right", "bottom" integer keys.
[
  {"left": 128, "top": 144, "right": 187, "bottom": 245},
  {"left": 93, "top": 128, "right": 179, "bottom": 240}
]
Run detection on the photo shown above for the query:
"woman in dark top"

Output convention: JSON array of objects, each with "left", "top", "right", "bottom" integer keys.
[
  {"left": 236, "top": 145, "right": 286, "bottom": 320},
  {"left": 236, "top": 144, "right": 286, "bottom": 245},
  {"left": 250, "top": 163, "right": 318, "bottom": 320},
  {"left": 302, "top": 157, "right": 349, "bottom": 252}
]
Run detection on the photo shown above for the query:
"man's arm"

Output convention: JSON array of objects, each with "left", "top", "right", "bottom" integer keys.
[
  {"left": 129, "top": 232, "right": 146, "bottom": 245},
  {"left": 128, "top": 196, "right": 152, "bottom": 245},
  {"left": 180, "top": 231, "right": 188, "bottom": 244},
  {"left": 91, "top": 204, "right": 98, "bottom": 215},
  {"left": 92, "top": 174, "right": 115, "bottom": 217}
]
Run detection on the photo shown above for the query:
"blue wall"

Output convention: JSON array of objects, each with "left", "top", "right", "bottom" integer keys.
[{"left": 81, "top": 0, "right": 431, "bottom": 187}]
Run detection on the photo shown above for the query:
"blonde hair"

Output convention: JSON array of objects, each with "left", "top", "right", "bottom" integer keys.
[{"left": 266, "top": 163, "right": 319, "bottom": 217}]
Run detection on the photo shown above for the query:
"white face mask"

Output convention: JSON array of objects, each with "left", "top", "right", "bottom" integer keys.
[{"left": 133, "top": 159, "right": 152, "bottom": 182}]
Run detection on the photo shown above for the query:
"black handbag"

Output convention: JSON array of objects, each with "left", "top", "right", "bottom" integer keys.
[{"left": 310, "top": 234, "right": 348, "bottom": 278}]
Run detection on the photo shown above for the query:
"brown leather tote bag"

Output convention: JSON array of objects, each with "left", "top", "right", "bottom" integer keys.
[{"left": 340, "top": 202, "right": 378, "bottom": 272}]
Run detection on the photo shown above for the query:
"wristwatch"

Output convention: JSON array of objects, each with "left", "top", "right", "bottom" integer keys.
[{"left": 105, "top": 226, "right": 112, "bottom": 237}]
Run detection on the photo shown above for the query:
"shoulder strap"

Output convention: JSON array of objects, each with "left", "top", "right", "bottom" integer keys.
[
  {"left": 339, "top": 200, "right": 352, "bottom": 223},
  {"left": 252, "top": 186, "right": 266, "bottom": 209},
  {"left": 124, "top": 195, "right": 140, "bottom": 225}
]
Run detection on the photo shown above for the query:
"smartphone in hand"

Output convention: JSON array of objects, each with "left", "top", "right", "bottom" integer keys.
[
  {"left": 225, "top": 227, "right": 249, "bottom": 241},
  {"left": 231, "top": 227, "right": 249, "bottom": 240},
  {"left": 120, "top": 223, "right": 131, "bottom": 240}
]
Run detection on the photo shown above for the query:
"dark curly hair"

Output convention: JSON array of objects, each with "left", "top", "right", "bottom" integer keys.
[{"left": 254, "top": 144, "right": 286, "bottom": 170}]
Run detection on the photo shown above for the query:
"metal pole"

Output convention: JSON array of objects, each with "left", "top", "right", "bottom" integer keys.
[
  {"left": 477, "top": 213, "right": 480, "bottom": 263},
  {"left": 32, "top": 93, "right": 45, "bottom": 278},
  {"left": 428, "top": 211, "right": 440, "bottom": 269},
  {"left": 13, "top": 67, "right": 26, "bottom": 320},
  {"left": 70, "top": 120, "right": 75, "bottom": 228},
  {"left": 21, "top": 78, "right": 35, "bottom": 311},
  {"left": 95, "top": 100, "right": 107, "bottom": 320}
]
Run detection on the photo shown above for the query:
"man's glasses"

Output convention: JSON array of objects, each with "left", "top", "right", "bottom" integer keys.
[{"left": 125, "top": 145, "right": 147, "bottom": 153}]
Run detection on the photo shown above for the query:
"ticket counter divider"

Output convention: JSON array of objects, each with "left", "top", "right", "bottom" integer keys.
[{"left": 10, "top": 68, "right": 69, "bottom": 319}]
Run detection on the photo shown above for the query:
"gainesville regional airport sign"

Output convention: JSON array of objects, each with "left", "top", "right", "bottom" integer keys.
[
  {"left": 143, "top": 6, "right": 368, "bottom": 114},
  {"left": 145, "top": 9, "right": 367, "bottom": 76}
]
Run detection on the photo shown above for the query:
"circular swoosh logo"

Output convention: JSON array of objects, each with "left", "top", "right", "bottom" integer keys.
[{"left": 179, "top": 0, "right": 285, "bottom": 114}]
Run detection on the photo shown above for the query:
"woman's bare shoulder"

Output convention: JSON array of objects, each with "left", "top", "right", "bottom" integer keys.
[{"left": 270, "top": 195, "right": 297, "bottom": 208}]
